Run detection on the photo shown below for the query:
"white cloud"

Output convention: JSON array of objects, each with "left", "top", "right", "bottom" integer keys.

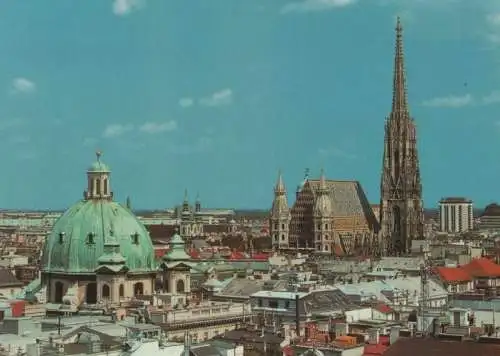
[
  {"left": 318, "top": 147, "right": 357, "bottom": 159},
  {"left": 139, "top": 120, "right": 177, "bottom": 134},
  {"left": 482, "top": 91, "right": 500, "bottom": 104},
  {"left": 102, "top": 124, "right": 134, "bottom": 138},
  {"left": 179, "top": 97, "right": 194, "bottom": 108},
  {"left": 167, "top": 136, "right": 213, "bottom": 155},
  {"left": 422, "top": 94, "right": 473, "bottom": 108},
  {"left": 281, "top": 0, "right": 357, "bottom": 14},
  {"left": 103, "top": 120, "right": 177, "bottom": 138},
  {"left": 10, "top": 78, "right": 36, "bottom": 94},
  {"left": 199, "top": 88, "right": 233, "bottom": 107},
  {"left": 112, "top": 0, "right": 145, "bottom": 16}
]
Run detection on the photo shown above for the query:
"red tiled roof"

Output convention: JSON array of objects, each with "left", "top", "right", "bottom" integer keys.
[
  {"left": 154, "top": 248, "right": 168, "bottom": 259},
  {"left": 333, "top": 244, "right": 344, "bottom": 256},
  {"left": 375, "top": 303, "right": 393, "bottom": 314},
  {"left": 189, "top": 249, "right": 200, "bottom": 259},
  {"left": 282, "top": 345, "right": 294, "bottom": 356},
  {"left": 363, "top": 343, "right": 388, "bottom": 356},
  {"left": 228, "top": 251, "right": 246, "bottom": 260},
  {"left": 435, "top": 266, "right": 472, "bottom": 283},
  {"left": 462, "top": 257, "right": 500, "bottom": 278},
  {"left": 383, "top": 337, "right": 500, "bottom": 356},
  {"left": 250, "top": 253, "right": 269, "bottom": 261}
]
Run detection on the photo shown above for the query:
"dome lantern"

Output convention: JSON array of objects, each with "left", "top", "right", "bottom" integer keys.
[{"left": 85, "top": 151, "right": 112, "bottom": 201}]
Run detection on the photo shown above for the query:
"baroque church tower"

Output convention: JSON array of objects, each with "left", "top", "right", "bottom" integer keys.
[
  {"left": 269, "top": 171, "right": 291, "bottom": 248},
  {"left": 379, "top": 17, "right": 424, "bottom": 255}
]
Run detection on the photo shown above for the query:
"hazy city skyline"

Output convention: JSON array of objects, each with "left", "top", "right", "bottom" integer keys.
[{"left": 0, "top": 0, "right": 498, "bottom": 209}]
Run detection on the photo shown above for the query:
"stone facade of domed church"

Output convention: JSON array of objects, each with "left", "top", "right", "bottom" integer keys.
[{"left": 40, "top": 152, "right": 158, "bottom": 306}]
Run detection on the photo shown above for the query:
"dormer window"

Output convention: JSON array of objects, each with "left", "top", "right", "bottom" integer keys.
[
  {"left": 87, "top": 232, "right": 95, "bottom": 245},
  {"left": 59, "top": 232, "right": 65, "bottom": 244},
  {"left": 131, "top": 232, "right": 139, "bottom": 245}
]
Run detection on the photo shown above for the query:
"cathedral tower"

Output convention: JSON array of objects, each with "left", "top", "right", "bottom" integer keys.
[
  {"left": 379, "top": 17, "right": 424, "bottom": 255},
  {"left": 269, "top": 171, "right": 291, "bottom": 248},
  {"left": 312, "top": 169, "right": 334, "bottom": 253}
]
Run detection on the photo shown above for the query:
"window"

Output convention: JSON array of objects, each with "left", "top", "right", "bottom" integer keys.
[
  {"left": 268, "top": 300, "right": 278, "bottom": 309},
  {"left": 281, "top": 224, "right": 285, "bottom": 230},
  {"left": 87, "top": 232, "right": 95, "bottom": 245},
  {"left": 131, "top": 232, "right": 139, "bottom": 244},
  {"left": 59, "top": 232, "right": 65, "bottom": 244},
  {"left": 285, "top": 301, "right": 290, "bottom": 309},
  {"left": 281, "top": 234, "right": 285, "bottom": 241},
  {"left": 96, "top": 179, "right": 101, "bottom": 195},
  {"left": 258, "top": 299, "right": 263, "bottom": 307},
  {"left": 103, "top": 178, "right": 108, "bottom": 195},
  {"left": 317, "top": 224, "right": 321, "bottom": 230},
  {"left": 325, "top": 224, "right": 328, "bottom": 230}
]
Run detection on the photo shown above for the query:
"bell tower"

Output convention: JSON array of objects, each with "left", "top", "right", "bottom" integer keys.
[{"left": 84, "top": 151, "right": 113, "bottom": 201}]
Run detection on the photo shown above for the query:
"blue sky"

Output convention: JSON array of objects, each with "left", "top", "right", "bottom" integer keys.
[{"left": 0, "top": 0, "right": 500, "bottom": 210}]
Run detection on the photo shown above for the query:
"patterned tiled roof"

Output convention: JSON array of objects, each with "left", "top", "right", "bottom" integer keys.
[{"left": 303, "top": 180, "right": 379, "bottom": 232}]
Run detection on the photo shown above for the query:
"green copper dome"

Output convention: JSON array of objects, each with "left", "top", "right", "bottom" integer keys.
[{"left": 41, "top": 200, "right": 156, "bottom": 274}]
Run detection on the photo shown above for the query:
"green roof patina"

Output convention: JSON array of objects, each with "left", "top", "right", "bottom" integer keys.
[
  {"left": 41, "top": 200, "right": 156, "bottom": 274},
  {"left": 162, "top": 233, "right": 191, "bottom": 262},
  {"left": 88, "top": 152, "right": 110, "bottom": 173}
]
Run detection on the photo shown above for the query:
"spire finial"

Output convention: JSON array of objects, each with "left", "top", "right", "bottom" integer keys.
[
  {"left": 275, "top": 169, "right": 286, "bottom": 194},
  {"left": 96, "top": 150, "right": 102, "bottom": 162},
  {"left": 319, "top": 168, "right": 328, "bottom": 193},
  {"left": 391, "top": 15, "right": 408, "bottom": 114},
  {"left": 183, "top": 188, "right": 188, "bottom": 202}
]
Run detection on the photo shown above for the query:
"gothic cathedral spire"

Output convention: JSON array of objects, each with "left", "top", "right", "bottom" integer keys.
[
  {"left": 392, "top": 17, "right": 408, "bottom": 114},
  {"left": 379, "top": 17, "right": 424, "bottom": 256}
]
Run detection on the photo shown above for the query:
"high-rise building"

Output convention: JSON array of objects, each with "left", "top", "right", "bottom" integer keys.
[
  {"left": 439, "top": 197, "right": 473, "bottom": 233},
  {"left": 379, "top": 17, "right": 424, "bottom": 256}
]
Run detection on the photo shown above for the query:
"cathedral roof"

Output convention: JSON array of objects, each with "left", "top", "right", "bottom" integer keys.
[{"left": 305, "top": 180, "right": 377, "bottom": 220}]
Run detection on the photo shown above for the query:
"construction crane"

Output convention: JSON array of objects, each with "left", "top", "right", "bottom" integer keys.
[{"left": 419, "top": 244, "right": 431, "bottom": 335}]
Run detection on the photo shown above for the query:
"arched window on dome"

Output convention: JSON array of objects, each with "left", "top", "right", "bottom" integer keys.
[
  {"left": 176, "top": 279, "right": 185, "bottom": 294},
  {"left": 102, "top": 284, "right": 110, "bottom": 299},
  {"left": 131, "top": 233, "right": 139, "bottom": 245},
  {"left": 95, "top": 179, "right": 101, "bottom": 196},
  {"left": 59, "top": 232, "right": 65, "bottom": 244},
  {"left": 103, "top": 178, "right": 108, "bottom": 195},
  {"left": 87, "top": 232, "right": 95, "bottom": 245},
  {"left": 119, "top": 284, "right": 124, "bottom": 298}
]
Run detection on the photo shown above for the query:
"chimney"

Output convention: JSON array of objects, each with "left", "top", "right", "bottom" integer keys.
[{"left": 295, "top": 294, "right": 300, "bottom": 337}]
